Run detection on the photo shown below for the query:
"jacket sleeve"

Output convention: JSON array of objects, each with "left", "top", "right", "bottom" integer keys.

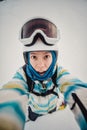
[
  {"left": 57, "top": 66, "right": 87, "bottom": 130},
  {"left": 0, "top": 68, "right": 28, "bottom": 130}
]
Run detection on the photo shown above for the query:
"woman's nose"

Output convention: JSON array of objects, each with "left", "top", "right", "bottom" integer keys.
[{"left": 38, "top": 58, "right": 45, "bottom": 67}]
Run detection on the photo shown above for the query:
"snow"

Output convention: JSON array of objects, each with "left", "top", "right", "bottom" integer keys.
[{"left": 25, "top": 106, "right": 80, "bottom": 130}]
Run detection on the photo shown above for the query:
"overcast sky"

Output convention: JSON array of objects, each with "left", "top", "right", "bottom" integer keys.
[
  {"left": 0, "top": 0, "right": 87, "bottom": 85},
  {"left": 0, "top": 0, "right": 87, "bottom": 130}
]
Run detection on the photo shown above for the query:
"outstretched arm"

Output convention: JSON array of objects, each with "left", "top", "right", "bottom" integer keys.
[
  {"left": 57, "top": 66, "right": 87, "bottom": 130},
  {"left": 0, "top": 68, "right": 28, "bottom": 130}
]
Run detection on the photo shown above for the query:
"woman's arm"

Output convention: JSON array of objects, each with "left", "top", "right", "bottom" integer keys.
[
  {"left": 0, "top": 68, "right": 28, "bottom": 130},
  {"left": 57, "top": 66, "right": 87, "bottom": 130}
]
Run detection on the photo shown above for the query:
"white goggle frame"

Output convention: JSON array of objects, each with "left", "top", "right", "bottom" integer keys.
[{"left": 19, "top": 29, "right": 60, "bottom": 46}]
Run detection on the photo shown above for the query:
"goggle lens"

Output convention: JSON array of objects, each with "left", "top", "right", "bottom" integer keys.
[{"left": 21, "top": 18, "right": 58, "bottom": 39}]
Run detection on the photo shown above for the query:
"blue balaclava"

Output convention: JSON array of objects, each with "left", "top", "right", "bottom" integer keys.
[{"left": 26, "top": 51, "right": 57, "bottom": 81}]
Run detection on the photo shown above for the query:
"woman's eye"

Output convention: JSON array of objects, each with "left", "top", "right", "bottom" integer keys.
[
  {"left": 31, "top": 56, "right": 37, "bottom": 60},
  {"left": 44, "top": 55, "right": 50, "bottom": 59}
]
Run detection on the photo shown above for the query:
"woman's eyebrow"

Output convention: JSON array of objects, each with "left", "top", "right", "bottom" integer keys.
[{"left": 30, "top": 52, "right": 50, "bottom": 55}]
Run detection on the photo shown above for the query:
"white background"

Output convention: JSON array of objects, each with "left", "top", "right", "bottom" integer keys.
[
  {"left": 0, "top": 0, "right": 87, "bottom": 129},
  {"left": 0, "top": 0, "right": 87, "bottom": 86}
]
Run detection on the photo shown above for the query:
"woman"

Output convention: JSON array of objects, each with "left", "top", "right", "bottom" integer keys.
[{"left": 0, "top": 18, "right": 87, "bottom": 130}]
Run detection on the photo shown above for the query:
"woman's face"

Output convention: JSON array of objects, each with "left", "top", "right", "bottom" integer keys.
[{"left": 30, "top": 51, "right": 52, "bottom": 75}]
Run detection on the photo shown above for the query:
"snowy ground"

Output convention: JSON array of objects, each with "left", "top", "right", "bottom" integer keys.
[{"left": 24, "top": 106, "right": 80, "bottom": 130}]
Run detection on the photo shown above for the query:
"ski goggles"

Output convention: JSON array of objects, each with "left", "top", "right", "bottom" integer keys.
[{"left": 19, "top": 18, "right": 60, "bottom": 46}]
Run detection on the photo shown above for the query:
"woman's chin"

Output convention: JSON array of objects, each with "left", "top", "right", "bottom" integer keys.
[{"left": 38, "top": 71, "right": 46, "bottom": 75}]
